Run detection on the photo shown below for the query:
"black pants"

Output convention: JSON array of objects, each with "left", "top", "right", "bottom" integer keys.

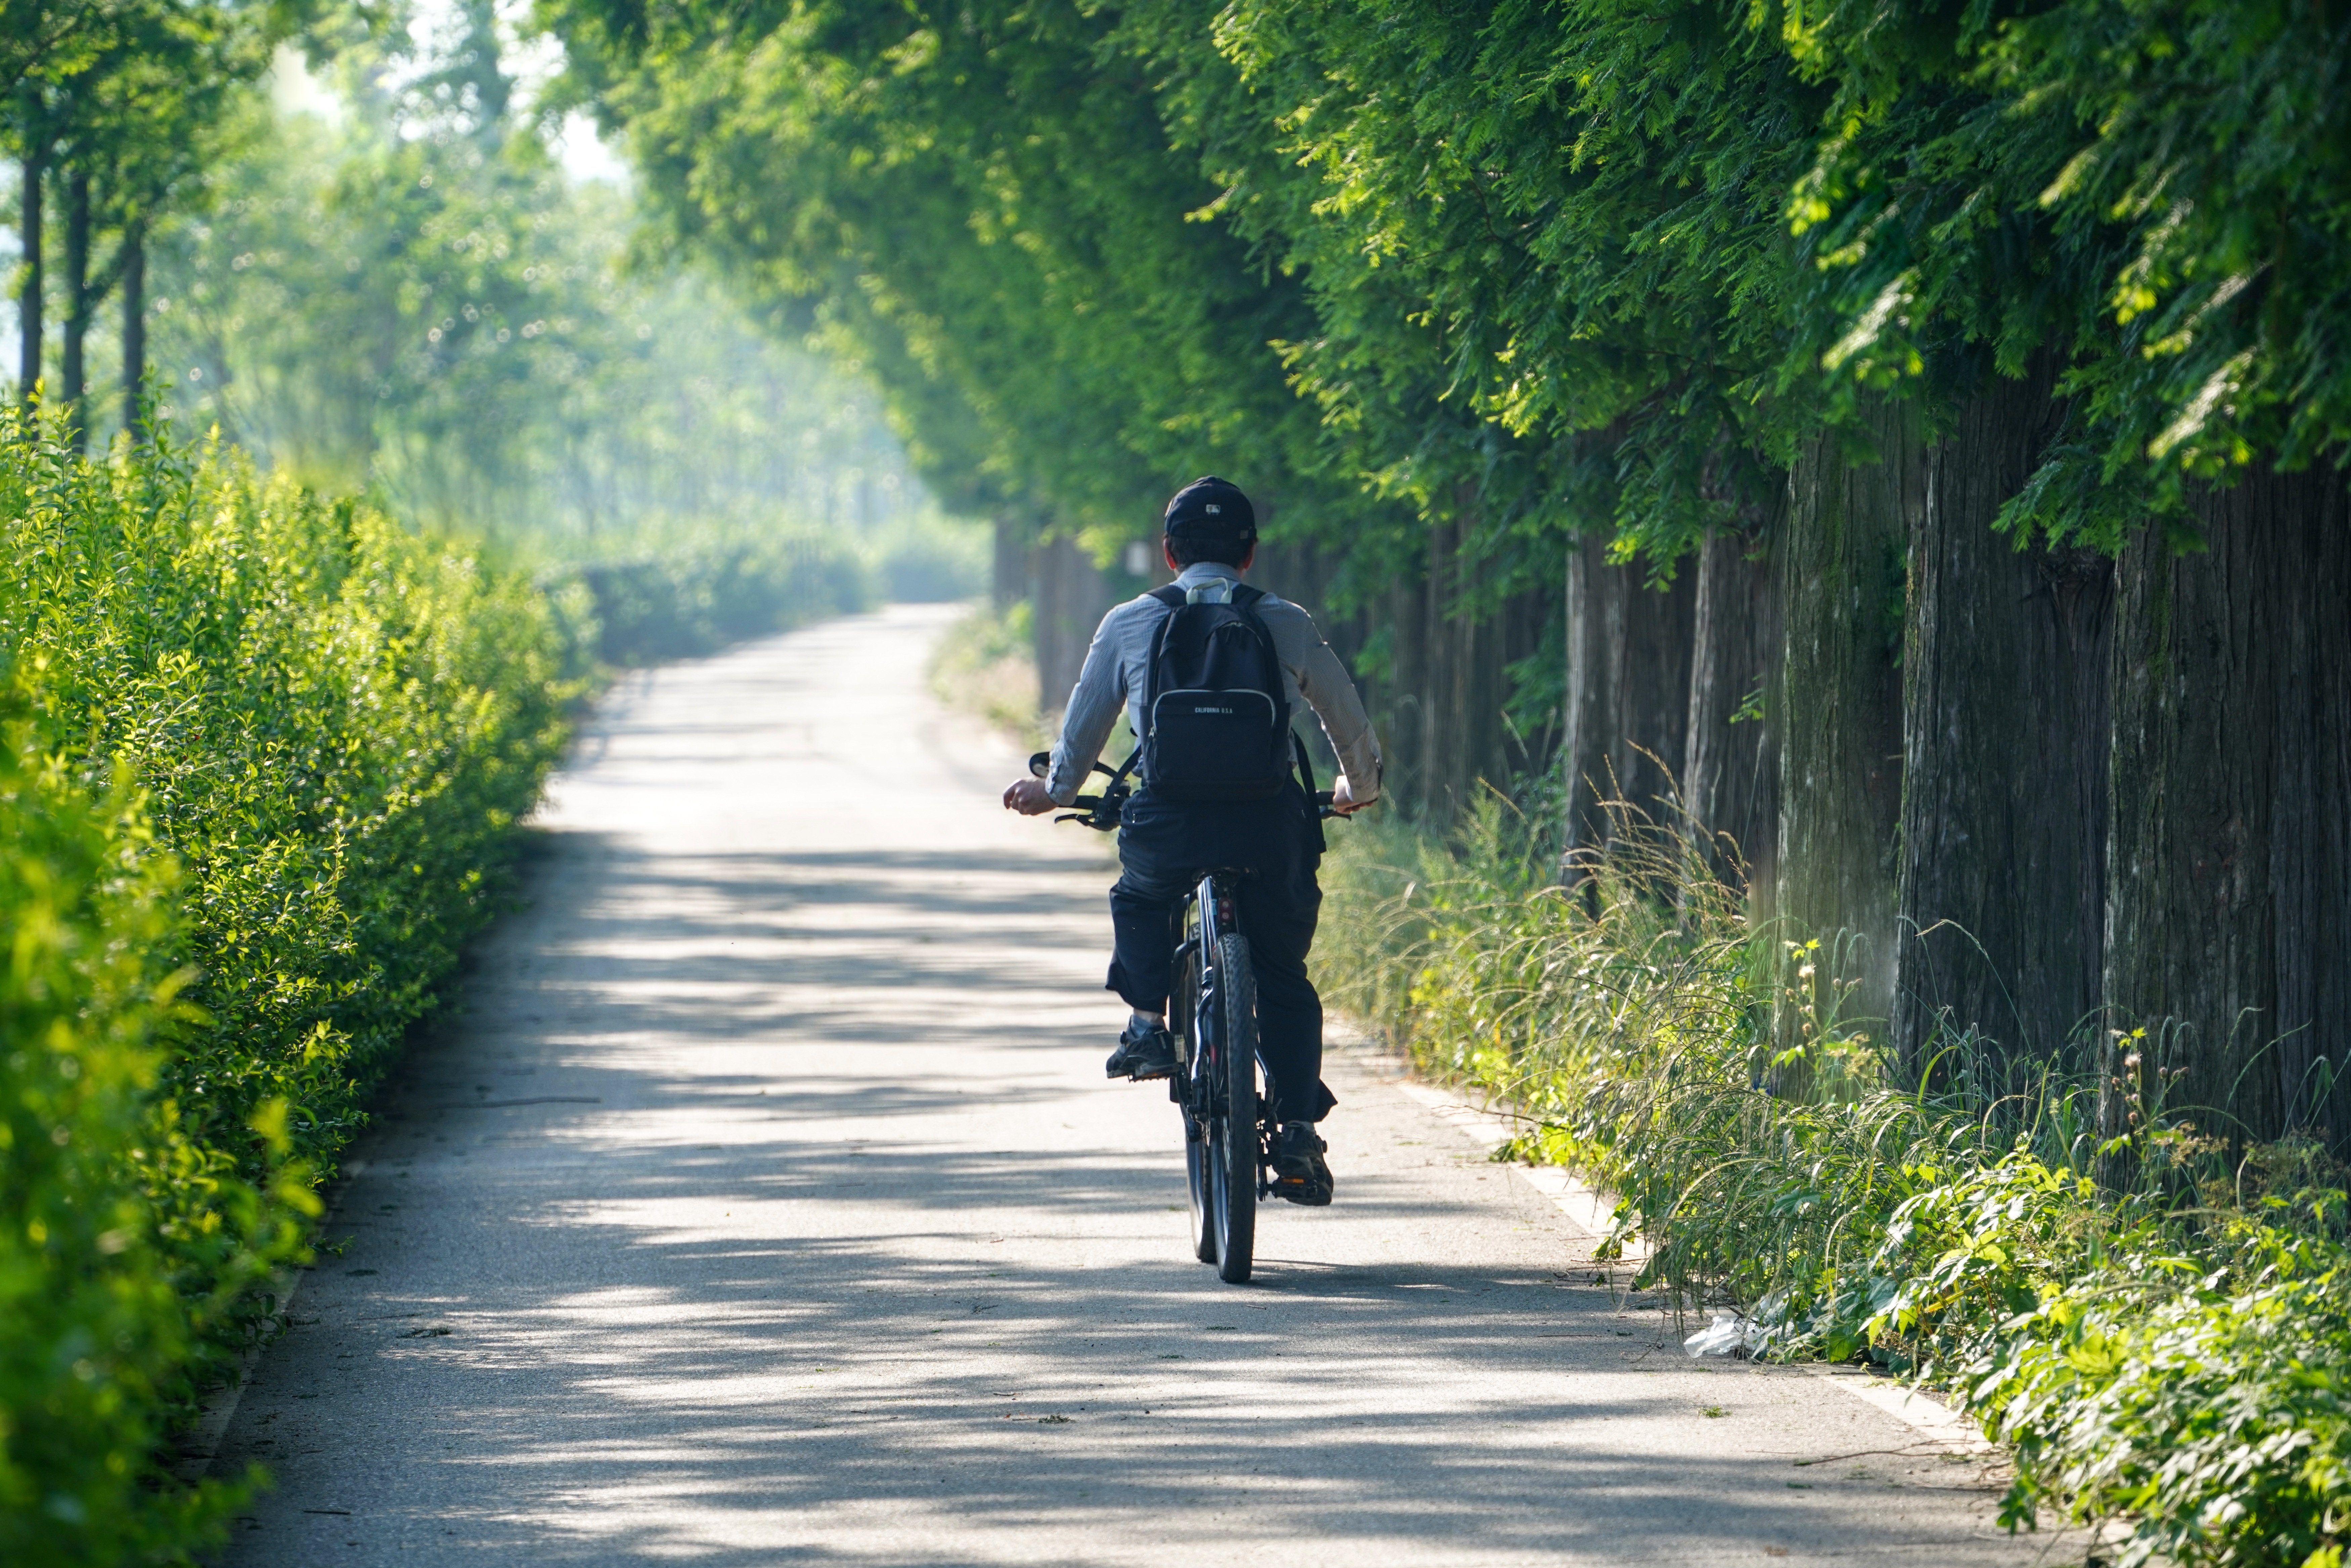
[{"left": 1104, "top": 784, "right": 1336, "bottom": 1125}]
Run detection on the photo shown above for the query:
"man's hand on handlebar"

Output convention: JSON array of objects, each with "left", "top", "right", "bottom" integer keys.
[
  {"left": 1010, "top": 750, "right": 1365, "bottom": 820},
  {"left": 1004, "top": 777, "right": 1059, "bottom": 816}
]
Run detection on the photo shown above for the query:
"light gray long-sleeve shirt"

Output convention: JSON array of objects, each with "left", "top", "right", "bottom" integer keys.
[{"left": 1046, "top": 563, "right": 1384, "bottom": 806}]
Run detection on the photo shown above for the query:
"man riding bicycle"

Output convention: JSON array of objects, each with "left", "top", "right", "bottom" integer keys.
[{"left": 1002, "top": 477, "right": 1382, "bottom": 1206}]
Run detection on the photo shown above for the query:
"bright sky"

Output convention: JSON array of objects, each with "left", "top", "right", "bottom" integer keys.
[{"left": 271, "top": 0, "right": 632, "bottom": 187}]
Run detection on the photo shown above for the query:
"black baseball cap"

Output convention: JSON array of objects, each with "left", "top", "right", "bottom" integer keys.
[{"left": 1162, "top": 476, "right": 1257, "bottom": 542}]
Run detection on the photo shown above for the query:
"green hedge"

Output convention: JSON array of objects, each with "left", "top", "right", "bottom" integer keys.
[
  {"left": 563, "top": 532, "right": 872, "bottom": 667},
  {"left": 0, "top": 416, "right": 576, "bottom": 1562},
  {"left": 1317, "top": 804, "right": 2351, "bottom": 1568}
]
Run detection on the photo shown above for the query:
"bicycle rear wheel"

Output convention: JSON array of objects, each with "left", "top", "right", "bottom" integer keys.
[{"left": 1209, "top": 932, "right": 1258, "bottom": 1284}]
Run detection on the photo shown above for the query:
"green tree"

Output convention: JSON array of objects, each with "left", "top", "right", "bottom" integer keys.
[
  {"left": 543, "top": 0, "right": 1369, "bottom": 555},
  {"left": 140, "top": 13, "right": 935, "bottom": 557},
  {"left": 8, "top": 0, "right": 286, "bottom": 435}
]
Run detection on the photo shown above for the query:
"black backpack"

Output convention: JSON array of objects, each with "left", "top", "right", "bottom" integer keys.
[{"left": 1138, "top": 582, "right": 1292, "bottom": 801}]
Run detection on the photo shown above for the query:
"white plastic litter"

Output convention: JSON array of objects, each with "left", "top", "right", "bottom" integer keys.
[{"left": 1683, "top": 1310, "right": 1767, "bottom": 1358}]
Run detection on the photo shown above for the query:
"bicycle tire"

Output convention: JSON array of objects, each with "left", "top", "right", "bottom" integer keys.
[
  {"left": 1176, "top": 942, "right": 1216, "bottom": 1263},
  {"left": 1185, "top": 1118, "right": 1216, "bottom": 1262},
  {"left": 1210, "top": 931, "right": 1258, "bottom": 1284}
]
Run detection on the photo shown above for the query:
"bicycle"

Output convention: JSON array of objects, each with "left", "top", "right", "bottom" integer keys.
[{"left": 1027, "top": 748, "right": 1343, "bottom": 1284}]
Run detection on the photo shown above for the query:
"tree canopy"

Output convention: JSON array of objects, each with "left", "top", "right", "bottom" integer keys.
[{"left": 540, "top": 0, "right": 2350, "bottom": 576}]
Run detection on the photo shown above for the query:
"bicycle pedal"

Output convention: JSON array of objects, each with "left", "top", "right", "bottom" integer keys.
[{"left": 1273, "top": 1173, "right": 1334, "bottom": 1207}]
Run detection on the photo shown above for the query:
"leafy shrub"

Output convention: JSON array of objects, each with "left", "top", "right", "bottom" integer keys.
[
  {"left": 563, "top": 529, "right": 871, "bottom": 666},
  {"left": 0, "top": 413, "right": 575, "bottom": 1561},
  {"left": 0, "top": 736, "right": 303, "bottom": 1561},
  {"left": 866, "top": 513, "right": 988, "bottom": 603},
  {"left": 1317, "top": 797, "right": 2351, "bottom": 1566}
]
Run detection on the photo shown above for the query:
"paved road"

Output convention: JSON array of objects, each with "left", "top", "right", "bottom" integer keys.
[{"left": 214, "top": 605, "right": 2072, "bottom": 1565}]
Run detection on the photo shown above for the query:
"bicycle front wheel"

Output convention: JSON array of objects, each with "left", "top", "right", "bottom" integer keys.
[
  {"left": 1209, "top": 932, "right": 1258, "bottom": 1284},
  {"left": 1177, "top": 941, "right": 1217, "bottom": 1263}
]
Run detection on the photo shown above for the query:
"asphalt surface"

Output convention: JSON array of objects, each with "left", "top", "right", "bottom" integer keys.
[{"left": 211, "top": 604, "right": 2078, "bottom": 1566}]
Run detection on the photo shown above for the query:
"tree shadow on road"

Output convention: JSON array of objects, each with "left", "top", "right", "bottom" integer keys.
[{"left": 217, "top": 827, "right": 2035, "bottom": 1567}]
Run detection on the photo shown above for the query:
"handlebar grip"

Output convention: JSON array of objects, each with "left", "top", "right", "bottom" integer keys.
[
  {"left": 1029, "top": 751, "right": 1124, "bottom": 783},
  {"left": 1313, "top": 790, "right": 1370, "bottom": 822}
]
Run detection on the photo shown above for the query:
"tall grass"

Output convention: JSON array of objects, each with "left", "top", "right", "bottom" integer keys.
[
  {"left": 928, "top": 599, "right": 1051, "bottom": 745},
  {"left": 1317, "top": 793, "right": 2351, "bottom": 1568}
]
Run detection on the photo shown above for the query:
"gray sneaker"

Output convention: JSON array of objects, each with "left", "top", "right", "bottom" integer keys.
[{"left": 1105, "top": 1018, "right": 1177, "bottom": 1081}]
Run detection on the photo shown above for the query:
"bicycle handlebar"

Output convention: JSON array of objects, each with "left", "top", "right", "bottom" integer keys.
[
  {"left": 1030, "top": 749, "right": 1362, "bottom": 828},
  {"left": 1051, "top": 786, "right": 1356, "bottom": 831},
  {"left": 1028, "top": 750, "right": 1121, "bottom": 782}
]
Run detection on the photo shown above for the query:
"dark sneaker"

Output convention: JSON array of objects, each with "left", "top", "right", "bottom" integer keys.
[
  {"left": 1271, "top": 1120, "right": 1334, "bottom": 1206},
  {"left": 1105, "top": 1018, "right": 1178, "bottom": 1081}
]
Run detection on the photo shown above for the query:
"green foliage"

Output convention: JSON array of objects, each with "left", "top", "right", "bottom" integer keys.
[
  {"left": 5, "top": 0, "right": 293, "bottom": 435},
  {"left": 541, "top": 0, "right": 1397, "bottom": 576},
  {"left": 1, "top": 416, "right": 576, "bottom": 1146},
  {"left": 563, "top": 526, "right": 872, "bottom": 666},
  {"left": 1145, "top": 0, "right": 1818, "bottom": 561},
  {"left": 548, "top": 0, "right": 2351, "bottom": 594},
  {"left": 0, "top": 409, "right": 573, "bottom": 1562},
  {"left": 1783, "top": 0, "right": 2351, "bottom": 544},
  {"left": 1888, "top": 1160, "right": 2351, "bottom": 1567},
  {"left": 133, "top": 30, "right": 937, "bottom": 559},
  {"left": 0, "top": 734, "right": 293, "bottom": 1562},
  {"left": 1318, "top": 801, "right": 2351, "bottom": 1563}
]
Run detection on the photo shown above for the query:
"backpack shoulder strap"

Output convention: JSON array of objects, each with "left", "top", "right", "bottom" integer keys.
[
  {"left": 1141, "top": 584, "right": 1184, "bottom": 722},
  {"left": 1228, "top": 582, "right": 1278, "bottom": 638},
  {"left": 1226, "top": 582, "right": 1285, "bottom": 690}
]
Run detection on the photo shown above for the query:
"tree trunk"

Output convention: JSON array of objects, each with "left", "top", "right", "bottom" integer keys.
[
  {"left": 1354, "top": 517, "right": 1553, "bottom": 822},
  {"left": 1382, "top": 549, "right": 1431, "bottom": 815},
  {"left": 2103, "top": 464, "right": 2351, "bottom": 1148},
  {"left": 1422, "top": 521, "right": 1466, "bottom": 816},
  {"left": 1418, "top": 517, "right": 1502, "bottom": 819},
  {"left": 119, "top": 222, "right": 144, "bottom": 439},
  {"left": 17, "top": 141, "right": 43, "bottom": 408},
  {"left": 1027, "top": 531, "right": 1116, "bottom": 715},
  {"left": 59, "top": 166, "right": 87, "bottom": 446},
  {"left": 1775, "top": 400, "right": 1921, "bottom": 1059},
  {"left": 990, "top": 513, "right": 1026, "bottom": 611},
  {"left": 1894, "top": 374, "right": 2113, "bottom": 1080},
  {"left": 1684, "top": 526, "right": 1781, "bottom": 893},
  {"left": 1562, "top": 532, "right": 1697, "bottom": 862}
]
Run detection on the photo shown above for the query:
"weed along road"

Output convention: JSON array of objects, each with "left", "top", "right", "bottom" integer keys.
[{"left": 212, "top": 604, "right": 2071, "bottom": 1566}]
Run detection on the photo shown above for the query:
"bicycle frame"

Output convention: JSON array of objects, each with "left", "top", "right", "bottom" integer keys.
[{"left": 1176, "top": 873, "right": 1231, "bottom": 1059}]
